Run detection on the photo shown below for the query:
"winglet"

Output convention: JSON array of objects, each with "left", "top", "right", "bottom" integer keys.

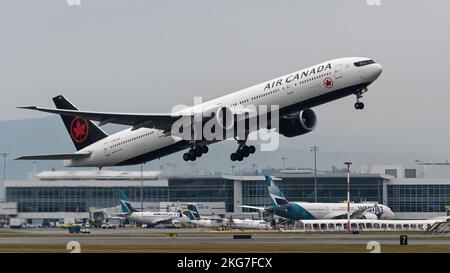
[
  {"left": 186, "top": 204, "right": 201, "bottom": 220},
  {"left": 119, "top": 191, "right": 129, "bottom": 201},
  {"left": 119, "top": 191, "right": 136, "bottom": 214},
  {"left": 264, "top": 175, "right": 272, "bottom": 186},
  {"left": 266, "top": 176, "right": 289, "bottom": 206},
  {"left": 17, "top": 106, "right": 37, "bottom": 110}
]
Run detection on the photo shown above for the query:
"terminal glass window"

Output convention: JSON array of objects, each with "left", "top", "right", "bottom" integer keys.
[
  {"left": 6, "top": 186, "right": 168, "bottom": 213},
  {"left": 168, "top": 178, "right": 234, "bottom": 212},
  {"left": 385, "top": 169, "right": 398, "bottom": 178},
  {"left": 388, "top": 185, "right": 450, "bottom": 213},
  {"left": 405, "top": 169, "right": 417, "bottom": 178}
]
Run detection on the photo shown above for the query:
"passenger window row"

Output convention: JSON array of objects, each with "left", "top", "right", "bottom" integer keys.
[
  {"left": 226, "top": 72, "right": 331, "bottom": 109},
  {"left": 111, "top": 131, "right": 154, "bottom": 148}
]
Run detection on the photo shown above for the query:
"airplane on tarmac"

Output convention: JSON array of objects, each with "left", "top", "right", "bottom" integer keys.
[
  {"left": 17, "top": 57, "right": 382, "bottom": 166},
  {"left": 106, "top": 191, "right": 188, "bottom": 227},
  {"left": 225, "top": 217, "right": 272, "bottom": 230},
  {"left": 241, "top": 176, "right": 395, "bottom": 221},
  {"left": 186, "top": 204, "right": 225, "bottom": 228},
  {"left": 187, "top": 203, "right": 271, "bottom": 230}
]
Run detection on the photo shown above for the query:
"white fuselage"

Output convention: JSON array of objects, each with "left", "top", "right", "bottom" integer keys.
[
  {"left": 293, "top": 202, "right": 395, "bottom": 220},
  {"left": 66, "top": 57, "right": 382, "bottom": 167},
  {"left": 124, "top": 211, "right": 182, "bottom": 225},
  {"left": 190, "top": 219, "right": 224, "bottom": 228},
  {"left": 225, "top": 219, "right": 272, "bottom": 230}
]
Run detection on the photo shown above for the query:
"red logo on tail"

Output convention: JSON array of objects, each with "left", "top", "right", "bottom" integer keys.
[{"left": 70, "top": 117, "right": 89, "bottom": 143}]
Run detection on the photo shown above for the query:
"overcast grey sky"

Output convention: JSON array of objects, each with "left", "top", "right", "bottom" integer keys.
[{"left": 1, "top": 0, "right": 450, "bottom": 159}]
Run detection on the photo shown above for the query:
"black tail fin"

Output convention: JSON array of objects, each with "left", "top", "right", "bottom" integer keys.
[{"left": 53, "top": 95, "right": 108, "bottom": 151}]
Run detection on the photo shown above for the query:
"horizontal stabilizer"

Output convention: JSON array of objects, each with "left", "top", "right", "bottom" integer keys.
[
  {"left": 15, "top": 152, "right": 91, "bottom": 160},
  {"left": 17, "top": 106, "right": 184, "bottom": 132}
]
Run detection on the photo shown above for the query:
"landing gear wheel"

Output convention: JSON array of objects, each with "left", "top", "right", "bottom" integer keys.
[
  {"left": 242, "top": 149, "right": 250, "bottom": 158},
  {"left": 354, "top": 102, "right": 365, "bottom": 110},
  {"left": 188, "top": 149, "right": 196, "bottom": 158},
  {"left": 248, "top": 145, "right": 256, "bottom": 154},
  {"left": 201, "top": 146, "right": 209, "bottom": 154},
  {"left": 189, "top": 154, "right": 196, "bottom": 161},
  {"left": 183, "top": 153, "right": 190, "bottom": 161},
  {"left": 230, "top": 153, "right": 237, "bottom": 161},
  {"left": 236, "top": 153, "right": 244, "bottom": 161},
  {"left": 195, "top": 148, "right": 203, "bottom": 157}
]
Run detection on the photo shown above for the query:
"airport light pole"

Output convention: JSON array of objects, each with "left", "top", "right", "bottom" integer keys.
[
  {"left": 252, "top": 163, "right": 258, "bottom": 175},
  {"left": 231, "top": 165, "right": 236, "bottom": 175},
  {"left": 310, "top": 146, "right": 319, "bottom": 203},
  {"left": 344, "top": 162, "right": 352, "bottom": 233},
  {"left": 1, "top": 153, "right": 8, "bottom": 183},
  {"left": 281, "top": 157, "right": 287, "bottom": 170},
  {"left": 32, "top": 161, "right": 38, "bottom": 176},
  {"left": 140, "top": 163, "right": 144, "bottom": 212}
]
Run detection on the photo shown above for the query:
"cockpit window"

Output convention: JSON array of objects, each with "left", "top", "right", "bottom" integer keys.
[{"left": 353, "top": 60, "right": 375, "bottom": 67}]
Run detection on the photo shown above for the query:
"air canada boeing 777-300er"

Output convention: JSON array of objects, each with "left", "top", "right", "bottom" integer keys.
[{"left": 17, "top": 57, "right": 382, "bottom": 167}]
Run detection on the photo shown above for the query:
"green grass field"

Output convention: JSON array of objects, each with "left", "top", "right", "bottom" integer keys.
[{"left": 1, "top": 243, "right": 450, "bottom": 253}]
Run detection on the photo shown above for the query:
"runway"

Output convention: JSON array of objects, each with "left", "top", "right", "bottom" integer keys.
[{"left": 1, "top": 228, "right": 450, "bottom": 252}]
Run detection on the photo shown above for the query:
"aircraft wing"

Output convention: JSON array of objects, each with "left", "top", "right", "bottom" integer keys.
[
  {"left": 15, "top": 152, "right": 91, "bottom": 160},
  {"left": 239, "top": 205, "right": 267, "bottom": 211},
  {"left": 239, "top": 204, "right": 290, "bottom": 213},
  {"left": 18, "top": 106, "right": 186, "bottom": 132},
  {"left": 321, "top": 211, "right": 366, "bottom": 219},
  {"left": 321, "top": 211, "right": 349, "bottom": 219}
]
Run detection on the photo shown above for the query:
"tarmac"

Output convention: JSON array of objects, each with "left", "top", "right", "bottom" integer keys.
[{"left": 1, "top": 228, "right": 450, "bottom": 252}]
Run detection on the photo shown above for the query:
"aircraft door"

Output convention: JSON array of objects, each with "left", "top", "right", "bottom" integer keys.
[
  {"left": 334, "top": 64, "right": 343, "bottom": 79},
  {"left": 104, "top": 141, "right": 111, "bottom": 157}
]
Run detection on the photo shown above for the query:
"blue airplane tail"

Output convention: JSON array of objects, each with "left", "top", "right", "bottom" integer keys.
[
  {"left": 186, "top": 204, "right": 201, "bottom": 220},
  {"left": 119, "top": 191, "right": 136, "bottom": 214},
  {"left": 265, "top": 175, "right": 289, "bottom": 206}
]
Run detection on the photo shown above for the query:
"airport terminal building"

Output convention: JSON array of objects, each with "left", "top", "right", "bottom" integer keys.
[{"left": 4, "top": 162, "right": 450, "bottom": 224}]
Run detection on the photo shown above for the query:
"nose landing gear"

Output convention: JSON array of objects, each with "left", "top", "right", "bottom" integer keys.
[
  {"left": 354, "top": 101, "right": 364, "bottom": 110},
  {"left": 230, "top": 140, "right": 256, "bottom": 161},
  {"left": 354, "top": 87, "right": 368, "bottom": 110}
]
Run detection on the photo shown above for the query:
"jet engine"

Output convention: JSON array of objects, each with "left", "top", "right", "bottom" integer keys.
[
  {"left": 278, "top": 109, "right": 317, "bottom": 138},
  {"left": 360, "top": 212, "right": 378, "bottom": 220}
]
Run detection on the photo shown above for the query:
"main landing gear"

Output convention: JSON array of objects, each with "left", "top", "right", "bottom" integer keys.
[
  {"left": 354, "top": 87, "right": 368, "bottom": 110},
  {"left": 230, "top": 140, "right": 256, "bottom": 162},
  {"left": 183, "top": 145, "right": 209, "bottom": 161}
]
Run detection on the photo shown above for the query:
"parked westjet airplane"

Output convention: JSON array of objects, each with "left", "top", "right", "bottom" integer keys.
[
  {"left": 186, "top": 204, "right": 224, "bottom": 228},
  {"left": 109, "top": 191, "right": 186, "bottom": 227},
  {"left": 17, "top": 57, "right": 382, "bottom": 167},
  {"left": 187, "top": 204, "right": 271, "bottom": 230},
  {"left": 241, "top": 176, "right": 395, "bottom": 220}
]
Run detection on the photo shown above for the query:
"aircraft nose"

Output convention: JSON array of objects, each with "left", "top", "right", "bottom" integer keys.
[
  {"left": 372, "top": 63, "right": 383, "bottom": 79},
  {"left": 360, "top": 63, "right": 383, "bottom": 82}
]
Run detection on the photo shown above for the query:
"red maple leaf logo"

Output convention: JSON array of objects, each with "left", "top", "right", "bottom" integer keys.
[
  {"left": 323, "top": 78, "right": 333, "bottom": 88},
  {"left": 70, "top": 117, "right": 89, "bottom": 143},
  {"left": 73, "top": 120, "right": 86, "bottom": 138}
]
